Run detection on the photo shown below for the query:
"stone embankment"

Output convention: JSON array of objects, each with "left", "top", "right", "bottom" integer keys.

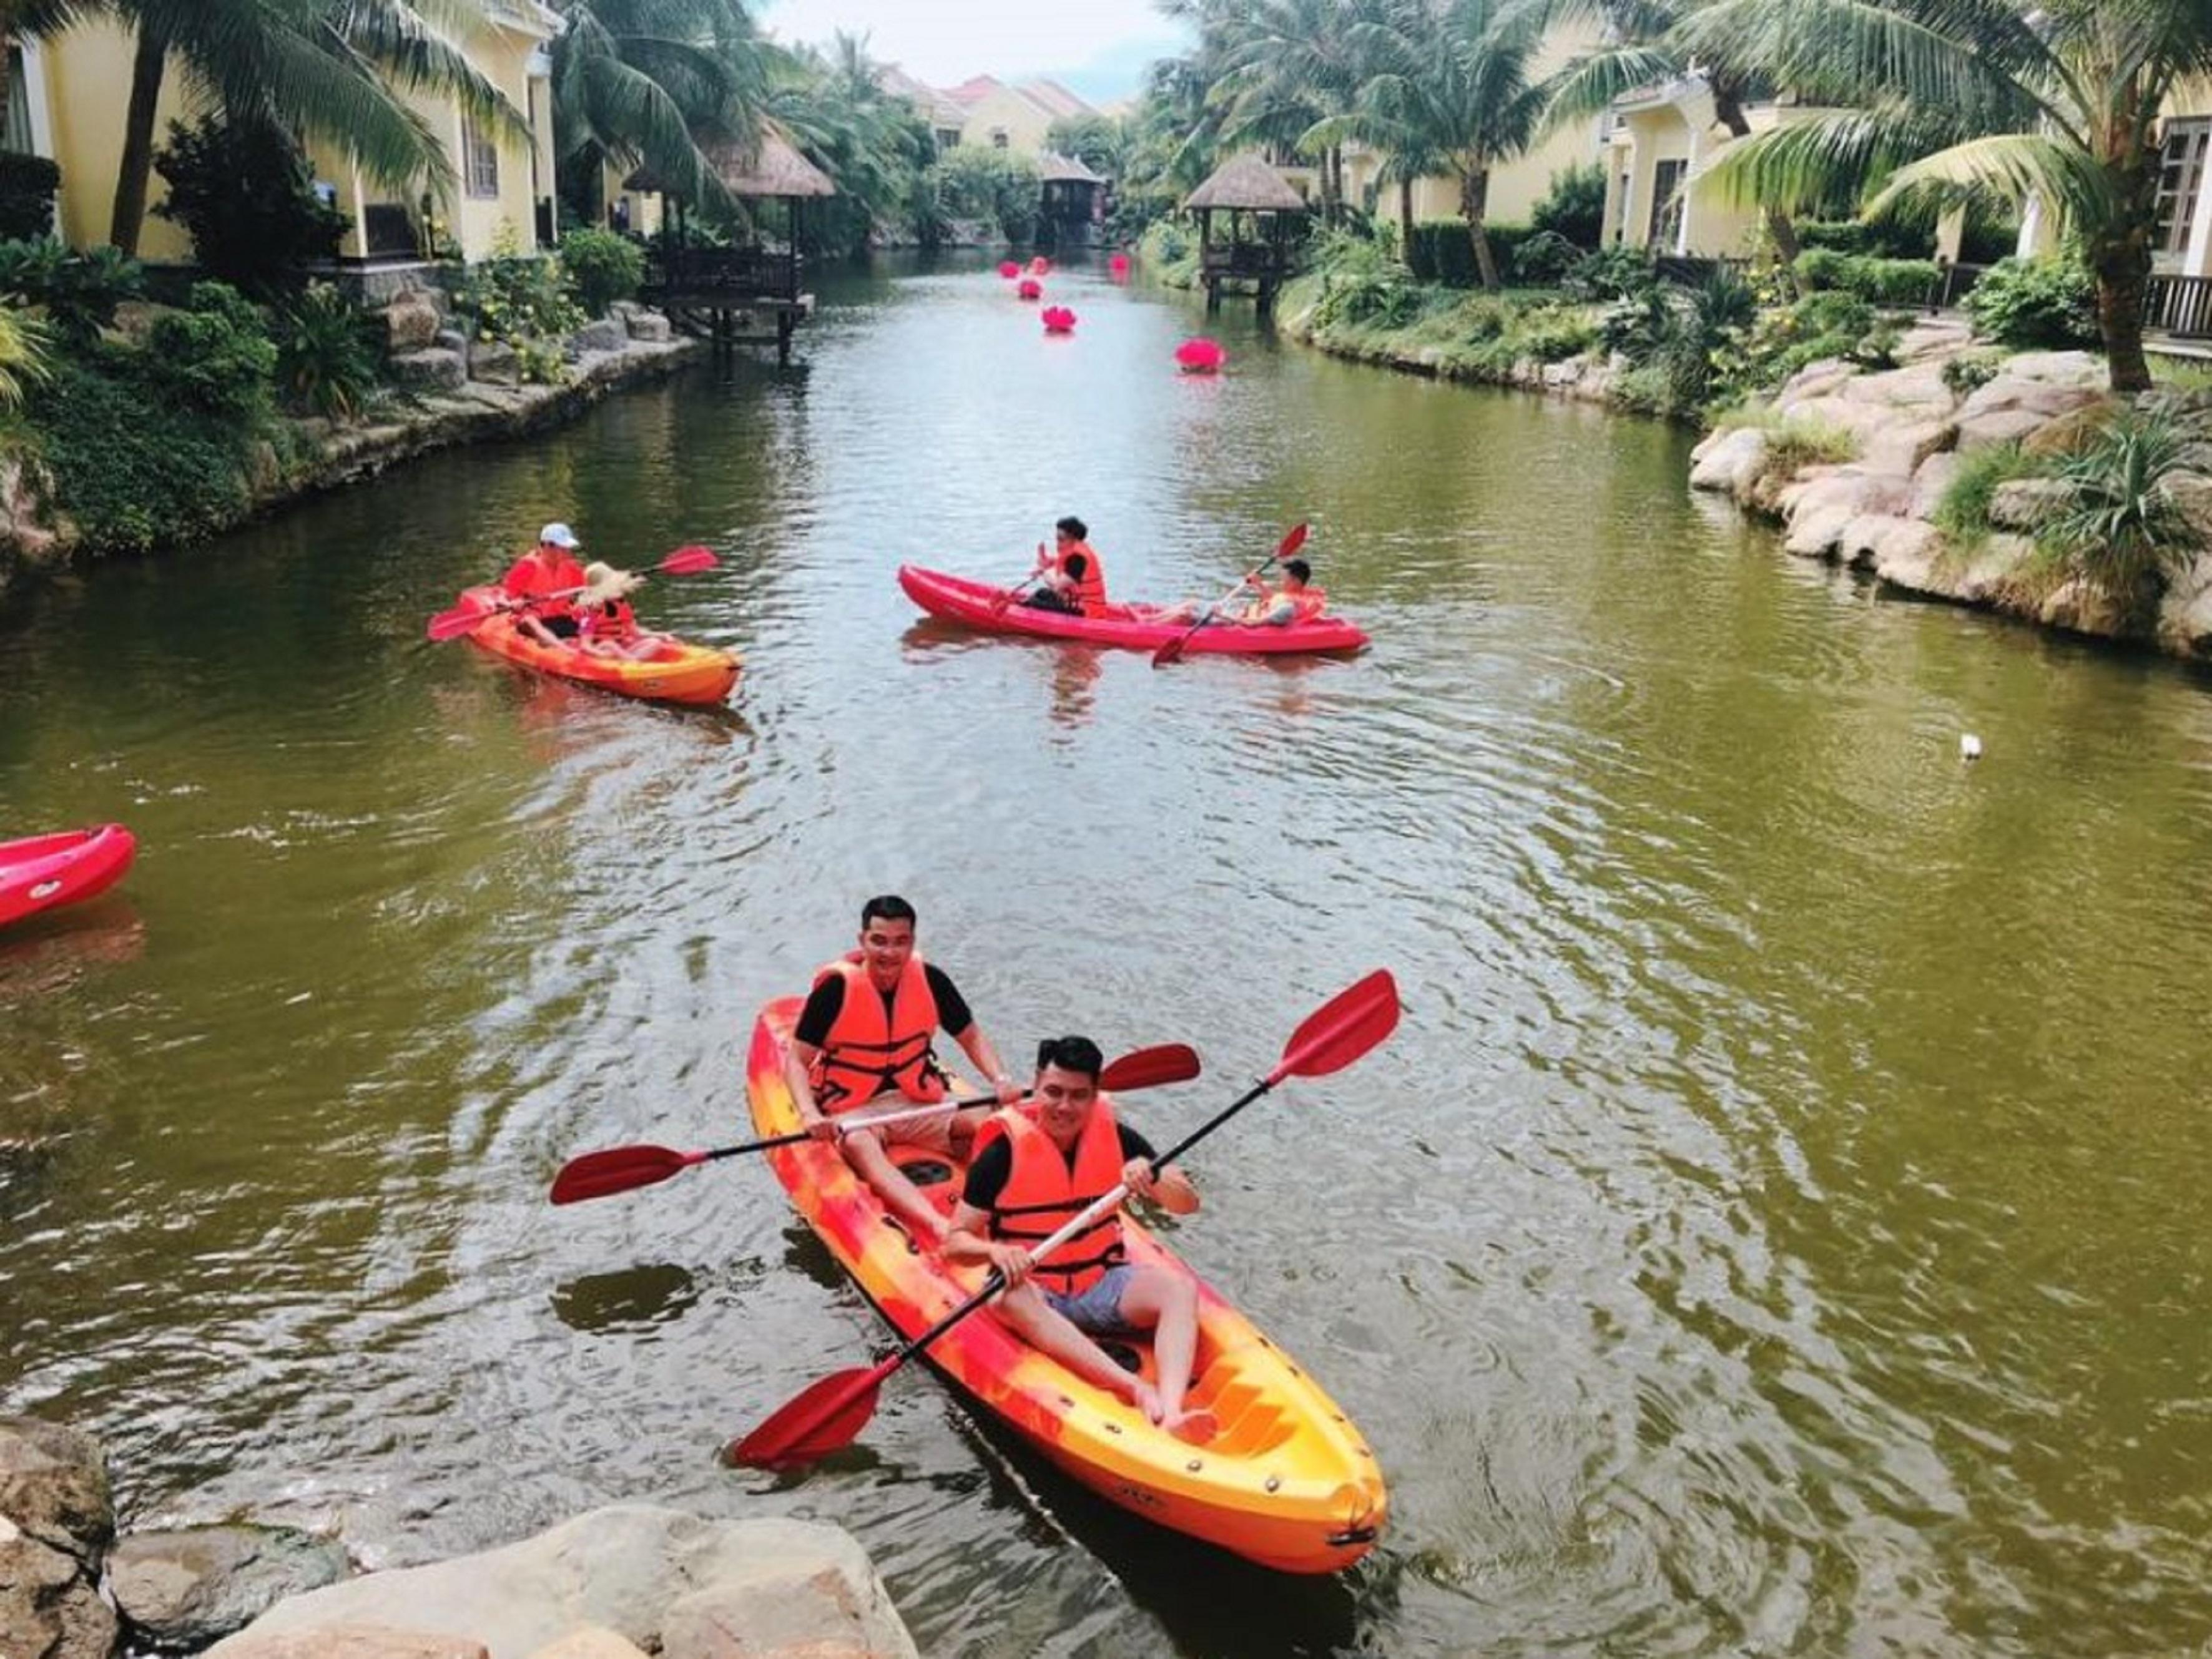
[
  {"left": 0, "top": 286, "right": 706, "bottom": 599},
  {"left": 1, "top": 1414, "right": 918, "bottom": 1659},
  {"left": 1687, "top": 320, "right": 2212, "bottom": 657}
]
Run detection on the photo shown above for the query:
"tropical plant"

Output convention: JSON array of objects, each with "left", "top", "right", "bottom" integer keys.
[
  {"left": 140, "top": 281, "right": 278, "bottom": 428},
  {"left": 1681, "top": 0, "right": 2212, "bottom": 391},
  {"left": 455, "top": 235, "right": 587, "bottom": 383},
  {"left": 0, "top": 301, "right": 50, "bottom": 411},
  {"left": 926, "top": 147, "right": 1042, "bottom": 245},
  {"left": 1530, "top": 159, "right": 1606, "bottom": 248},
  {"left": 152, "top": 114, "right": 350, "bottom": 295},
  {"left": 0, "top": 153, "right": 61, "bottom": 243},
  {"left": 272, "top": 281, "right": 385, "bottom": 419},
  {"left": 765, "top": 33, "right": 935, "bottom": 258},
  {"left": 1047, "top": 113, "right": 1126, "bottom": 178},
  {"left": 2037, "top": 410, "right": 2202, "bottom": 619},
  {"left": 1962, "top": 255, "right": 2100, "bottom": 350},
  {"left": 104, "top": 0, "right": 528, "bottom": 257},
  {"left": 559, "top": 225, "right": 646, "bottom": 314},
  {"left": 0, "top": 238, "right": 146, "bottom": 346}
]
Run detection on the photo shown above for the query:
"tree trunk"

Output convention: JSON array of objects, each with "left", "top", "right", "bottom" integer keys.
[
  {"left": 1462, "top": 167, "right": 1498, "bottom": 291},
  {"left": 109, "top": 22, "right": 169, "bottom": 255},
  {"left": 1398, "top": 177, "right": 1414, "bottom": 265},
  {"left": 2090, "top": 173, "right": 2158, "bottom": 393}
]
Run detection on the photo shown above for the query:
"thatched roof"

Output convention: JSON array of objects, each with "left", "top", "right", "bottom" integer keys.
[
  {"left": 626, "top": 126, "right": 836, "bottom": 200},
  {"left": 1184, "top": 153, "right": 1307, "bottom": 213},
  {"left": 1040, "top": 150, "right": 1106, "bottom": 185}
]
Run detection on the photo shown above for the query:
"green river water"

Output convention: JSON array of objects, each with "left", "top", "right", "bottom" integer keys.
[{"left": 5, "top": 255, "right": 2212, "bottom": 1657}]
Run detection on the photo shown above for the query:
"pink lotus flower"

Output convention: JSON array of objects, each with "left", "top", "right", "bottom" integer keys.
[
  {"left": 1042, "top": 306, "right": 1077, "bottom": 332},
  {"left": 1174, "top": 337, "right": 1226, "bottom": 373}
]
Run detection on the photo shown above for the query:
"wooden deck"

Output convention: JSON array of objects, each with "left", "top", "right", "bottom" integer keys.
[{"left": 640, "top": 248, "right": 814, "bottom": 361}]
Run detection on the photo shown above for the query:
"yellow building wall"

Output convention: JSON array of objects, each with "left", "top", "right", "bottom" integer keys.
[
  {"left": 36, "top": 18, "right": 192, "bottom": 260},
  {"left": 958, "top": 87, "right": 1056, "bottom": 157}
]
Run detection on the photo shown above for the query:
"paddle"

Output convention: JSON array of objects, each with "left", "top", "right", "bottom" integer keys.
[
  {"left": 725, "top": 969, "right": 1400, "bottom": 1469},
  {"left": 548, "top": 1042, "right": 1202, "bottom": 1206},
  {"left": 426, "top": 545, "right": 719, "bottom": 642},
  {"left": 1149, "top": 523, "right": 1309, "bottom": 669},
  {"left": 990, "top": 542, "right": 1061, "bottom": 617}
]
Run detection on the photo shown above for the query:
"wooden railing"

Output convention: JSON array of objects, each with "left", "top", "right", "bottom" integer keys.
[
  {"left": 2146, "top": 273, "right": 2212, "bottom": 340},
  {"left": 644, "top": 247, "right": 800, "bottom": 302},
  {"left": 1201, "top": 243, "right": 1291, "bottom": 279}
]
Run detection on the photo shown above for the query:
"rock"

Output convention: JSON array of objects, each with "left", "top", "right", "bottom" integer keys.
[
  {"left": 111, "top": 1525, "right": 348, "bottom": 1650},
  {"left": 2168, "top": 473, "right": 2212, "bottom": 545},
  {"left": 1952, "top": 534, "right": 2036, "bottom": 603},
  {"left": 383, "top": 290, "right": 443, "bottom": 353},
  {"left": 468, "top": 340, "right": 520, "bottom": 386},
  {"left": 1862, "top": 418, "right": 1956, "bottom": 478},
  {"left": 571, "top": 319, "right": 626, "bottom": 354},
  {"left": 104, "top": 300, "right": 173, "bottom": 346},
  {"left": 1838, "top": 360, "right": 1952, "bottom": 413},
  {"left": 0, "top": 1417, "right": 112, "bottom": 1564},
  {"left": 2156, "top": 549, "right": 2212, "bottom": 655},
  {"left": 390, "top": 348, "right": 466, "bottom": 393},
  {"left": 0, "top": 1529, "right": 117, "bottom": 1659},
  {"left": 1988, "top": 476, "right": 2075, "bottom": 531},
  {"left": 1910, "top": 451, "right": 1966, "bottom": 520},
  {"left": 1955, "top": 408, "right": 2050, "bottom": 452},
  {"left": 1959, "top": 376, "right": 2103, "bottom": 423},
  {"left": 435, "top": 328, "right": 469, "bottom": 356},
  {"left": 1837, "top": 512, "right": 1904, "bottom": 570},
  {"left": 1869, "top": 517, "right": 1945, "bottom": 590},
  {"left": 207, "top": 1507, "right": 917, "bottom": 1659},
  {"left": 526, "top": 1628, "right": 649, "bottom": 1659},
  {"left": 2038, "top": 576, "right": 2130, "bottom": 635},
  {"left": 1894, "top": 319, "right": 1974, "bottom": 363},
  {"left": 1999, "top": 350, "right": 2105, "bottom": 386},
  {"left": 622, "top": 311, "right": 671, "bottom": 344},
  {"left": 1689, "top": 426, "right": 1768, "bottom": 494},
  {"left": 214, "top": 1630, "right": 488, "bottom": 1659},
  {"left": 1784, "top": 502, "right": 1856, "bottom": 559},
  {"left": 1774, "top": 359, "right": 1855, "bottom": 404}
]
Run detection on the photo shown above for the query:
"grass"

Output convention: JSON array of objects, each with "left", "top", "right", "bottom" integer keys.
[{"left": 1931, "top": 441, "right": 2046, "bottom": 541}]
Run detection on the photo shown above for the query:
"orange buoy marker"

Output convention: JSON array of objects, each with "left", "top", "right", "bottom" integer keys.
[
  {"left": 1174, "top": 336, "right": 1226, "bottom": 374},
  {"left": 1042, "top": 305, "right": 1077, "bottom": 333}
]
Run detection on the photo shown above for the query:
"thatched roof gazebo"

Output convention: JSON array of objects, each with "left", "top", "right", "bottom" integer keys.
[
  {"left": 629, "top": 124, "right": 837, "bottom": 360},
  {"left": 1038, "top": 150, "right": 1108, "bottom": 250},
  {"left": 1184, "top": 153, "right": 1309, "bottom": 313}
]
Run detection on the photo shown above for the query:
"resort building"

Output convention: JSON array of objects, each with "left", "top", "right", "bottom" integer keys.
[{"left": 942, "top": 76, "right": 1099, "bottom": 157}]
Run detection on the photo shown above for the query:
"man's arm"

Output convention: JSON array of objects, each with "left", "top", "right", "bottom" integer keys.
[
  {"left": 943, "top": 1198, "right": 1031, "bottom": 1282},
  {"left": 1120, "top": 1126, "right": 1199, "bottom": 1213}
]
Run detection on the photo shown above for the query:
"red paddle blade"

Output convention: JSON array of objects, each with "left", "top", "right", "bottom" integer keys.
[
  {"left": 1270, "top": 969, "right": 1400, "bottom": 1084},
  {"left": 1277, "top": 522, "right": 1310, "bottom": 560},
  {"left": 1101, "top": 1042, "right": 1201, "bottom": 1091},
  {"left": 1150, "top": 635, "right": 1189, "bottom": 668},
  {"left": 658, "top": 545, "right": 719, "bottom": 575},
  {"left": 726, "top": 1362, "right": 890, "bottom": 1468},
  {"left": 426, "top": 605, "right": 487, "bottom": 642},
  {"left": 547, "top": 1145, "right": 698, "bottom": 1205}
]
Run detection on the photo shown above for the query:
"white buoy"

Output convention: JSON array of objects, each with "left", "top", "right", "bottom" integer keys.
[{"left": 1960, "top": 733, "right": 1983, "bottom": 761}]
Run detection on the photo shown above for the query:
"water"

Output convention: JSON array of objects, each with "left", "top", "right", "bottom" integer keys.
[{"left": 6, "top": 255, "right": 2212, "bottom": 1657}]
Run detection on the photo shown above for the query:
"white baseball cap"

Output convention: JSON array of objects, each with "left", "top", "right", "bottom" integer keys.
[{"left": 539, "top": 522, "right": 580, "bottom": 549}]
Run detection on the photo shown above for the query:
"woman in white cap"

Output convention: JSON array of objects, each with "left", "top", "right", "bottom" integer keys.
[
  {"left": 499, "top": 523, "right": 588, "bottom": 648},
  {"left": 576, "top": 562, "right": 673, "bottom": 660}
]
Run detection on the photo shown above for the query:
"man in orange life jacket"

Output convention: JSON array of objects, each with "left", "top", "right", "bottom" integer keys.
[
  {"left": 1023, "top": 516, "right": 1108, "bottom": 617},
  {"left": 784, "top": 896, "right": 1023, "bottom": 1246},
  {"left": 943, "top": 1035, "right": 1218, "bottom": 1444},
  {"left": 500, "top": 522, "right": 588, "bottom": 648}
]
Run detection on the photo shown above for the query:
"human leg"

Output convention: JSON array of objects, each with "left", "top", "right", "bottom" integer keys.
[
  {"left": 1109, "top": 1266, "right": 1216, "bottom": 1442},
  {"left": 838, "top": 1127, "right": 951, "bottom": 1246},
  {"left": 993, "top": 1280, "right": 1162, "bottom": 1419}
]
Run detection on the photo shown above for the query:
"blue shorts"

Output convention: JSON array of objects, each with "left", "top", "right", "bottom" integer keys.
[{"left": 1043, "top": 1263, "right": 1136, "bottom": 1335}]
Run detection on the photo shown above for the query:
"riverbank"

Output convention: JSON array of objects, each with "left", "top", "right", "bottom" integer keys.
[
  {"left": 1279, "top": 273, "right": 2212, "bottom": 662},
  {"left": 0, "top": 324, "right": 705, "bottom": 603}
]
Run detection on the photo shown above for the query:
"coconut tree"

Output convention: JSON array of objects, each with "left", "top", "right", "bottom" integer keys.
[
  {"left": 765, "top": 32, "right": 933, "bottom": 256},
  {"left": 1210, "top": 0, "right": 1370, "bottom": 222},
  {"left": 1349, "top": 0, "right": 1551, "bottom": 289},
  {"left": 1678, "top": 0, "right": 2212, "bottom": 391},
  {"left": 104, "top": 0, "right": 526, "bottom": 255}
]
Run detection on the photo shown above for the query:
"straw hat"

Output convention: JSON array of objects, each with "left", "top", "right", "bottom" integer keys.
[{"left": 578, "top": 562, "right": 643, "bottom": 607}]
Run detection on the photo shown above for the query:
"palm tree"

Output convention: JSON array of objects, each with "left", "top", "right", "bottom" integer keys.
[
  {"left": 1678, "top": 0, "right": 2212, "bottom": 391},
  {"left": 1350, "top": 0, "right": 1550, "bottom": 288},
  {"left": 549, "top": 0, "right": 767, "bottom": 219},
  {"left": 766, "top": 32, "right": 933, "bottom": 255},
  {"left": 105, "top": 0, "right": 527, "bottom": 255},
  {"left": 1211, "top": 0, "right": 1369, "bottom": 222}
]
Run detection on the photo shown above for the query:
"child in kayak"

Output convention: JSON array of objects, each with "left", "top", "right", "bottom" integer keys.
[{"left": 575, "top": 564, "right": 674, "bottom": 660}]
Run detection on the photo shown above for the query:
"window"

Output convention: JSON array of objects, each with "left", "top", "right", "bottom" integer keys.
[
  {"left": 4, "top": 47, "right": 31, "bottom": 155},
  {"left": 990, "top": 129, "right": 1008, "bottom": 150},
  {"left": 462, "top": 119, "right": 499, "bottom": 199},
  {"left": 1649, "top": 157, "right": 1686, "bottom": 250},
  {"left": 2156, "top": 117, "right": 2210, "bottom": 257}
]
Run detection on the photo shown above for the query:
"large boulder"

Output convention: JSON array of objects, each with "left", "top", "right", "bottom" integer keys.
[
  {"left": 1988, "top": 477, "right": 2075, "bottom": 532},
  {"left": 622, "top": 311, "right": 672, "bottom": 345},
  {"left": 391, "top": 349, "right": 466, "bottom": 393},
  {"left": 570, "top": 319, "right": 627, "bottom": 355},
  {"left": 212, "top": 1631, "right": 486, "bottom": 1659},
  {"left": 1688, "top": 426, "right": 1767, "bottom": 494},
  {"left": 2157, "top": 549, "right": 2212, "bottom": 656},
  {"left": 383, "top": 290, "right": 443, "bottom": 353},
  {"left": 206, "top": 1506, "right": 917, "bottom": 1659},
  {"left": 0, "top": 1416, "right": 117, "bottom": 1659},
  {"left": 111, "top": 1525, "right": 348, "bottom": 1651},
  {"left": 1869, "top": 517, "right": 1945, "bottom": 591},
  {"left": 1910, "top": 451, "right": 1965, "bottom": 521}
]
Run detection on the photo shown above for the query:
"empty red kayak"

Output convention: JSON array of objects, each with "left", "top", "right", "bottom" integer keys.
[
  {"left": 898, "top": 565, "right": 1369, "bottom": 657},
  {"left": 0, "top": 825, "right": 137, "bottom": 929}
]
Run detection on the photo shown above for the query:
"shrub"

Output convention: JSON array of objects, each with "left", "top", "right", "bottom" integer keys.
[
  {"left": 454, "top": 231, "right": 587, "bottom": 383},
  {"left": 272, "top": 282, "right": 384, "bottom": 419},
  {"left": 0, "top": 154, "right": 61, "bottom": 243},
  {"left": 1792, "top": 248, "right": 1940, "bottom": 306},
  {"left": 1942, "top": 350, "right": 2003, "bottom": 401},
  {"left": 0, "top": 239, "right": 145, "bottom": 347},
  {"left": 1512, "top": 230, "right": 1583, "bottom": 286},
  {"left": 1563, "top": 245, "right": 1658, "bottom": 302},
  {"left": 141, "top": 281, "right": 278, "bottom": 428},
  {"left": 1964, "top": 256, "right": 2099, "bottom": 349},
  {"left": 2037, "top": 411, "right": 2200, "bottom": 620},
  {"left": 559, "top": 226, "right": 645, "bottom": 316},
  {"left": 1311, "top": 232, "right": 1425, "bottom": 329},
  {"left": 1405, "top": 220, "right": 1541, "bottom": 286},
  {"left": 926, "top": 147, "right": 1042, "bottom": 245},
  {"left": 1513, "top": 303, "right": 1598, "bottom": 362},
  {"left": 1530, "top": 162, "right": 1606, "bottom": 250},
  {"left": 1931, "top": 441, "right": 2043, "bottom": 538},
  {"left": 0, "top": 303, "right": 51, "bottom": 411},
  {"left": 153, "top": 115, "right": 349, "bottom": 296}
]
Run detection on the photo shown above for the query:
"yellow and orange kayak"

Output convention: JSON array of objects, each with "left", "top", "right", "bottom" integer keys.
[
  {"left": 745, "top": 998, "right": 1387, "bottom": 1573},
  {"left": 451, "top": 586, "right": 740, "bottom": 707}
]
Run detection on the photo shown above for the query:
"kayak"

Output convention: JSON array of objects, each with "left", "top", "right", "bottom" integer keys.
[
  {"left": 446, "top": 587, "right": 740, "bottom": 707},
  {"left": 0, "top": 825, "right": 137, "bottom": 930},
  {"left": 898, "top": 565, "right": 1370, "bottom": 657},
  {"left": 745, "top": 997, "right": 1387, "bottom": 1573}
]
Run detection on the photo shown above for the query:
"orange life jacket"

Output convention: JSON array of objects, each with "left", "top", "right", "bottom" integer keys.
[
  {"left": 500, "top": 551, "right": 585, "bottom": 618},
  {"left": 582, "top": 598, "right": 637, "bottom": 640},
  {"left": 1287, "top": 584, "right": 1327, "bottom": 622},
  {"left": 809, "top": 951, "right": 948, "bottom": 1112},
  {"left": 983, "top": 1095, "right": 1128, "bottom": 1295},
  {"left": 1057, "top": 542, "right": 1108, "bottom": 615}
]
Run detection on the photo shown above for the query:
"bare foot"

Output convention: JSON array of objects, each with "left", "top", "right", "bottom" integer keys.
[
  {"left": 1163, "top": 1407, "right": 1219, "bottom": 1445},
  {"left": 1128, "top": 1378, "right": 1164, "bottom": 1423}
]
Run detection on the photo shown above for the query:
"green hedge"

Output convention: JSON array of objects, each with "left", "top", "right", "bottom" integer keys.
[
  {"left": 1405, "top": 220, "right": 1544, "bottom": 286},
  {"left": 0, "top": 154, "right": 59, "bottom": 243},
  {"left": 1792, "top": 248, "right": 1940, "bottom": 306}
]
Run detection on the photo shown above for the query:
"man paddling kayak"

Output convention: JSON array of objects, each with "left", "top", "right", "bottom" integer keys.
[
  {"left": 943, "top": 1034, "right": 1218, "bottom": 1444},
  {"left": 1024, "top": 516, "right": 1109, "bottom": 616},
  {"left": 500, "top": 522, "right": 587, "bottom": 647},
  {"left": 784, "top": 896, "right": 1023, "bottom": 1247},
  {"left": 1153, "top": 557, "right": 1329, "bottom": 629}
]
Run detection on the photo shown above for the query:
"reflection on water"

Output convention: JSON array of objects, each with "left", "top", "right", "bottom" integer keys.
[{"left": 5, "top": 252, "right": 2212, "bottom": 1657}]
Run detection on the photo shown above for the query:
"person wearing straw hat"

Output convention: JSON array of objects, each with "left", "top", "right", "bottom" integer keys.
[
  {"left": 500, "top": 523, "right": 587, "bottom": 648},
  {"left": 575, "top": 562, "right": 669, "bottom": 659}
]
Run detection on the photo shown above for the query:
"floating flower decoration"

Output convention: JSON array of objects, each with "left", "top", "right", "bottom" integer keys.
[
  {"left": 1029, "top": 255, "right": 1052, "bottom": 275},
  {"left": 1016, "top": 277, "right": 1044, "bottom": 301},
  {"left": 1041, "top": 306, "right": 1078, "bottom": 333},
  {"left": 1174, "top": 336, "right": 1226, "bottom": 373},
  {"left": 998, "top": 260, "right": 1021, "bottom": 278},
  {"left": 1108, "top": 252, "right": 1131, "bottom": 279}
]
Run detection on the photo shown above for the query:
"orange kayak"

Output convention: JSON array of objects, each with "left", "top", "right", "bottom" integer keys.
[
  {"left": 745, "top": 998, "right": 1387, "bottom": 1572},
  {"left": 448, "top": 587, "right": 740, "bottom": 707}
]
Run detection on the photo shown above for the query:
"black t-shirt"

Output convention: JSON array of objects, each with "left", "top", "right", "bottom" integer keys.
[
  {"left": 794, "top": 962, "right": 973, "bottom": 1049},
  {"left": 962, "top": 1122, "right": 1159, "bottom": 1211}
]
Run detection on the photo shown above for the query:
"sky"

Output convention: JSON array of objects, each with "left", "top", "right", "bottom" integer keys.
[{"left": 755, "top": 0, "right": 1192, "bottom": 104}]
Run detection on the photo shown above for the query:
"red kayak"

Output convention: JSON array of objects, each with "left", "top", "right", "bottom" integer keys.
[
  {"left": 0, "top": 825, "right": 137, "bottom": 930},
  {"left": 898, "top": 565, "right": 1369, "bottom": 657}
]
